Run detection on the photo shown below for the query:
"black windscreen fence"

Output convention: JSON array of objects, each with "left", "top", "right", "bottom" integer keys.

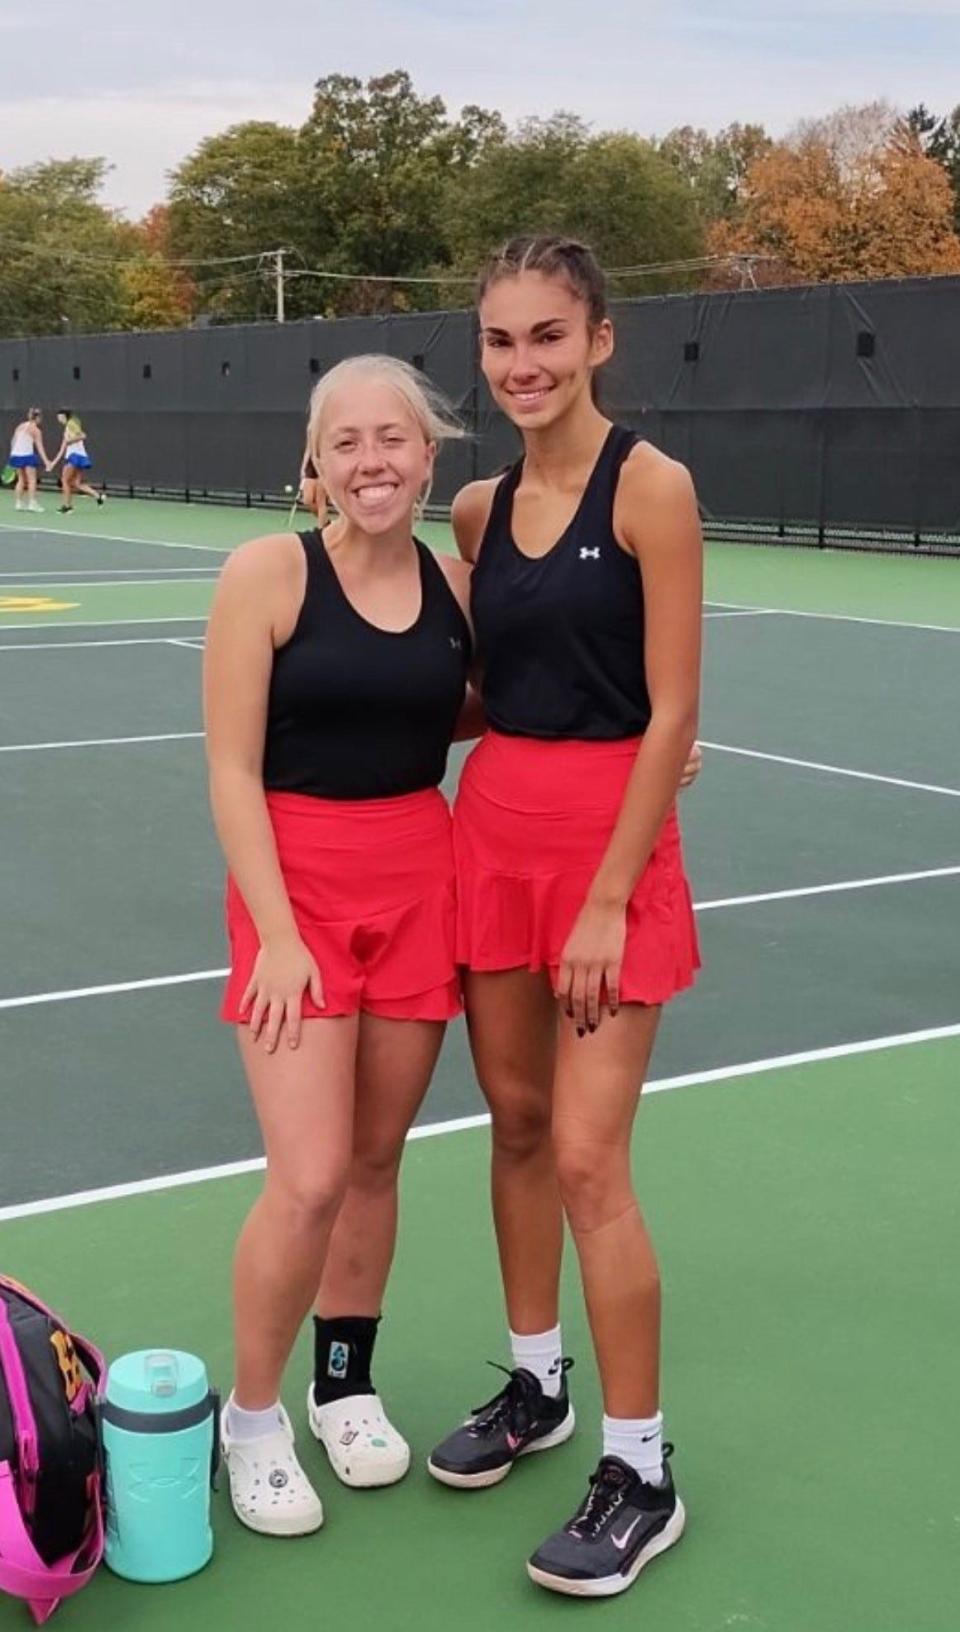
[{"left": 3, "top": 277, "right": 959, "bottom": 553}]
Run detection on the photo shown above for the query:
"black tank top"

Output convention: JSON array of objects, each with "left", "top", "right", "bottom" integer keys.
[
  {"left": 471, "top": 424, "right": 651, "bottom": 740},
  {"left": 263, "top": 532, "right": 471, "bottom": 799}
]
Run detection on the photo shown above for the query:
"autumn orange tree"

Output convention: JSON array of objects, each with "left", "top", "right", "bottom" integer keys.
[
  {"left": 707, "top": 102, "right": 960, "bottom": 286},
  {"left": 119, "top": 206, "right": 197, "bottom": 330}
]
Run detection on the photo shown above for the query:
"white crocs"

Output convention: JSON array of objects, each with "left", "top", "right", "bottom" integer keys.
[
  {"left": 307, "top": 1388, "right": 410, "bottom": 1488},
  {"left": 221, "top": 1397, "right": 324, "bottom": 1536}
]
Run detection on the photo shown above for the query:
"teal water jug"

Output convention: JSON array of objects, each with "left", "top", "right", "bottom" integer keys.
[{"left": 101, "top": 1350, "right": 219, "bottom": 1583}]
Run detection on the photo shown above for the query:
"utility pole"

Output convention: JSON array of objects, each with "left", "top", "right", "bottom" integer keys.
[{"left": 275, "top": 249, "right": 286, "bottom": 323}]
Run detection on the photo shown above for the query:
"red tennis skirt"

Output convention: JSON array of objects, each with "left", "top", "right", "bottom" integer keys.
[
  {"left": 453, "top": 733, "right": 700, "bottom": 1004},
  {"left": 222, "top": 788, "right": 460, "bottom": 1023}
]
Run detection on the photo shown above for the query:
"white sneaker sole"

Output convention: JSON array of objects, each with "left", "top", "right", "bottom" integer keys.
[
  {"left": 307, "top": 1389, "right": 410, "bottom": 1489},
  {"left": 427, "top": 1404, "right": 576, "bottom": 1489},
  {"left": 527, "top": 1496, "right": 686, "bottom": 1597}
]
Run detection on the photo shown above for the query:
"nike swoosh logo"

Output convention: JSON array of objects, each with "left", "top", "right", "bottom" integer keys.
[{"left": 611, "top": 1514, "right": 644, "bottom": 1552}]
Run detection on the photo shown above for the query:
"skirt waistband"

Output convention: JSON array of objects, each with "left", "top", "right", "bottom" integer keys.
[{"left": 461, "top": 731, "right": 645, "bottom": 816}]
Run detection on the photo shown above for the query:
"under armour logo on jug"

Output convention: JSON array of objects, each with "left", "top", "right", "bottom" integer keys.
[{"left": 579, "top": 547, "right": 600, "bottom": 560}]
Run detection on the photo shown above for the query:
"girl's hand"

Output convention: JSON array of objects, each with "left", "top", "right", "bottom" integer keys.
[
  {"left": 557, "top": 899, "right": 627, "bottom": 1033},
  {"left": 679, "top": 741, "right": 702, "bottom": 789},
  {"left": 240, "top": 931, "right": 325, "bottom": 1053}
]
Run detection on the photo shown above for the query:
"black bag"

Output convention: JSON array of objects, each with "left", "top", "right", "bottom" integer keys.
[{"left": 0, "top": 1277, "right": 105, "bottom": 1623}]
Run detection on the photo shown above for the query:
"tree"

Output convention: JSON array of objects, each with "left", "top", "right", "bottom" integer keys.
[
  {"left": 0, "top": 158, "right": 131, "bottom": 336},
  {"left": 445, "top": 115, "right": 704, "bottom": 293},
  {"left": 116, "top": 206, "right": 196, "bottom": 330},
  {"left": 297, "top": 71, "right": 463, "bottom": 313},
  {"left": 166, "top": 75, "right": 507, "bottom": 317},
  {"left": 658, "top": 122, "right": 771, "bottom": 222},
  {"left": 167, "top": 121, "right": 312, "bottom": 321},
  {"left": 707, "top": 106, "right": 960, "bottom": 285},
  {"left": 905, "top": 103, "right": 960, "bottom": 231}
]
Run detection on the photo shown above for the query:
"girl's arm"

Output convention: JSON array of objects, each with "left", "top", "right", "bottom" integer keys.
[
  {"left": 203, "top": 537, "right": 323, "bottom": 1050},
  {"left": 557, "top": 453, "right": 703, "bottom": 1031},
  {"left": 32, "top": 426, "right": 53, "bottom": 467},
  {"left": 438, "top": 517, "right": 487, "bottom": 743}
]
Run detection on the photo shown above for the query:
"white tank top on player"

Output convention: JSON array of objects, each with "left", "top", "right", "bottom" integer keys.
[
  {"left": 10, "top": 425, "right": 34, "bottom": 456},
  {"left": 67, "top": 437, "right": 88, "bottom": 457}
]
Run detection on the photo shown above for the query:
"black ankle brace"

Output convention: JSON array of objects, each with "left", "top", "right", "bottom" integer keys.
[{"left": 312, "top": 1314, "right": 380, "bottom": 1406}]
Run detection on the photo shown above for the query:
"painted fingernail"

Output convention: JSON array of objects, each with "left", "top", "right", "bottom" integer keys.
[
  {"left": 587, "top": 1023, "right": 597, "bottom": 1033},
  {"left": 576, "top": 1026, "right": 586, "bottom": 1039}
]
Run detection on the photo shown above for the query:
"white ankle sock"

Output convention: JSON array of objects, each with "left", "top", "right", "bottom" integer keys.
[
  {"left": 509, "top": 1325, "right": 564, "bottom": 1398},
  {"left": 602, "top": 1410, "right": 664, "bottom": 1484},
  {"left": 227, "top": 1397, "right": 284, "bottom": 1441}
]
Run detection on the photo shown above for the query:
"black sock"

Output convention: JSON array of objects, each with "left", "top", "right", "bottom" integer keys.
[{"left": 312, "top": 1314, "right": 380, "bottom": 1407}]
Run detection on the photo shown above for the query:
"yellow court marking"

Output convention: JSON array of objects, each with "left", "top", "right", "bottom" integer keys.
[{"left": 0, "top": 596, "right": 80, "bottom": 613}]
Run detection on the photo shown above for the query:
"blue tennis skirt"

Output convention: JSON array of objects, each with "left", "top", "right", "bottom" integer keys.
[
  {"left": 65, "top": 453, "right": 92, "bottom": 469},
  {"left": 9, "top": 454, "right": 40, "bottom": 469}
]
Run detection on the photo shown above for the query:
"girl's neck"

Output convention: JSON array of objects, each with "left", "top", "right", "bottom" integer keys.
[
  {"left": 520, "top": 396, "right": 610, "bottom": 488},
  {"left": 324, "top": 514, "right": 418, "bottom": 571}
]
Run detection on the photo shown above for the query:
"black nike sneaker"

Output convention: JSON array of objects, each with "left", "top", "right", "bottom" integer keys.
[
  {"left": 427, "top": 1361, "right": 575, "bottom": 1489},
  {"left": 526, "top": 1449, "right": 685, "bottom": 1597}
]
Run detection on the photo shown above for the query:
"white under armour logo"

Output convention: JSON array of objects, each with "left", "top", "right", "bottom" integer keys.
[{"left": 579, "top": 547, "right": 600, "bottom": 561}]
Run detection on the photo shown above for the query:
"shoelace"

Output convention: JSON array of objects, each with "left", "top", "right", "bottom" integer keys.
[
  {"left": 469, "top": 1364, "right": 539, "bottom": 1438},
  {"left": 568, "top": 1444, "right": 674, "bottom": 1540},
  {"left": 568, "top": 1462, "right": 629, "bottom": 1539}
]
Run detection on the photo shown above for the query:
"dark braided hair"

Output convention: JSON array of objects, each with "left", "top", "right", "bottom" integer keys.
[{"left": 477, "top": 234, "right": 608, "bottom": 329}]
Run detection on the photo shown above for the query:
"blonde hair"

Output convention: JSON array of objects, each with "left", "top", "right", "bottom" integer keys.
[{"left": 305, "top": 354, "right": 464, "bottom": 518}]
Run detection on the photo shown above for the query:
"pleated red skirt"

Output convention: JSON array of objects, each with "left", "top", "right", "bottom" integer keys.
[
  {"left": 453, "top": 732, "right": 700, "bottom": 1004},
  {"left": 222, "top": 788, "right": 461, "bottom": 1023}
]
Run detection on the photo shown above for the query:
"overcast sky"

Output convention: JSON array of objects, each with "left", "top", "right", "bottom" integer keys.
[{"left": 2, "top": 0, "right": 959, "bottom": 218}]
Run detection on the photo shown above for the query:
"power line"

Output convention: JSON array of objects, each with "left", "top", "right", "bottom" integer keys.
[
  {"left": 0, "top": 239, "right": 288, "bottom": 270},
  {"left": 0, "top": 236, "right": 773, "bottom": 284}
]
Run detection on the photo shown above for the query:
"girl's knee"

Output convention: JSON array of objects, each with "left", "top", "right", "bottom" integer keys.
[
  {"left": 489, "top": 1084, "right": 552, "bottom": 1161},
  {"left": 349, "top": 1136, "right": 405, "bottom": 1193},
  {"left": 266, "top": 1164, "right": 349, "bottom": 1230},
  {"left": 553, "top": 1142, "right": 633, "bottom": 1233}
]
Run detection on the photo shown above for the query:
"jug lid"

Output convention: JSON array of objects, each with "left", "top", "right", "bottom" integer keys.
[{"left": 105, "top": 1349, "right": 209, "bottom": 1414}]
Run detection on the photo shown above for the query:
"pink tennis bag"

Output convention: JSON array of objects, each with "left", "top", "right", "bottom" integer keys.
[{"left": 0, "top": 1277, "right": 105, "bottom": 1623}]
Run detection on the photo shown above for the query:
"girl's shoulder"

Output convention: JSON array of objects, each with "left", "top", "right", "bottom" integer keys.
[
  {"left": 450, "top": 477, "right": 501, "bottom": 563},
  {"left": 434, "top": 548, "right": 472, "bottom": 598},
  {"left": 217, "top": 531, "right": 304, "bottom": 593},
  {"left": 618, "top": 439, "right": 696, "bottom": 506}
]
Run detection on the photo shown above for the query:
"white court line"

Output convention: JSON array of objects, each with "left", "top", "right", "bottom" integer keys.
[
  {"left": 0, "top": 637, "right": 190, "bottom": 653},
  {"left": 701, "top": 741, "right": 960, "bottom": 799},
  {"left": 0, "top": 523, "right": 233, "bottom": 556},
  {"left": 707, "top": 600, "right": 960, "bottom": 636},
  {"left": 0, "top": 968, "right": 226, "bottom": 1012},
  {"left": 0, "top": 615, "right": 205, "bottom": 632},
  {"left": 167, "top": 638, "right": 205, "bottom": 650},
  {"left": 4, "top": 862, "right": 958, "bottom": 1013},
  {"left": 2, "top": 1021, "right": 957, "bottom": 1224},
  {"left": 0, "top": 569, "right": 219, "bottom": 582},
  {"left": 0, "top": 577, "right": 219, "bottom": 591},
  {"left": 703, "top": 609, "right": 778, "bottom": 619},
  {"left": 0, "top": 731, "right": 202, "bottom": 755},
  {"left": 695, "top": 863, "right": 960, "bottom": 911}
]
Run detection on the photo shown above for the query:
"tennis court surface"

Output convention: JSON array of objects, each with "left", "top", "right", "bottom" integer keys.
[{"left": 1, "top": 499, "right": 958, "bottom": 1631}]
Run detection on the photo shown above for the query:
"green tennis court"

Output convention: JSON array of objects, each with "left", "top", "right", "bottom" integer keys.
[{"left": 1, "top": 499, "right": 958, "bottom": 1631}]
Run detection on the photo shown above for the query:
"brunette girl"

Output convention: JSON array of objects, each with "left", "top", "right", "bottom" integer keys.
[{"left": 428, "top": 236, "right": 702, "bottom": 1600}]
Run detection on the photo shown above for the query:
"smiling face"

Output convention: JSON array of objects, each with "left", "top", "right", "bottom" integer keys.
[
  {"left": 479, "top": 271, "right": 613, "bottom": 431},
  {"left": 317, "top": 376, "right": 436, "bottom": 537}
]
